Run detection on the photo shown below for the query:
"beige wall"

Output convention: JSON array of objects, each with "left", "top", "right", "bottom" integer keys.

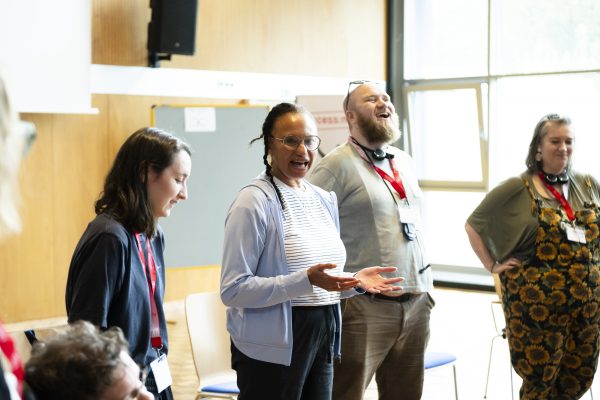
[{"left": 0, "top": 0, "right": 387, "bottom": 323}]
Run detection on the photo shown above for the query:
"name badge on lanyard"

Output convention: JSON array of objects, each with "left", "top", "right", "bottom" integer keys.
[
  {"left": 150, "top": 353, "right": 173, "bottom": 393},
  {"left": 397, "top": 204, "right": 420, "bottom": 224},
  {"left": 539, "top": 173, "right": 586, "bottom": 244},
  {"left": 134, "top": 233, "right": 163, "bottom": 349},
  {"left": 564, "top": 222, "right": 587, "bottom": 244}
]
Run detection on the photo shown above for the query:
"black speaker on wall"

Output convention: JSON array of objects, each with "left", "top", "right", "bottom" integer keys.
[{"left": 147, "top": 0, "right": 198, "bottom": 67}]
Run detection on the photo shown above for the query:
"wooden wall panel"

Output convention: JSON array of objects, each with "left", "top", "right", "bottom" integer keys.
[
  {"left": 106, "top": 95, "right": 162, "bottom": 155},
  {"left": 92, "top": 0, "right": 150, "bottom": 66},
  {"left": 93, "top": 0, "right": 386, "bottom": 79},
  {"left": 0, "top": 113, "right": 55, "bottom": 322},
  {"left": 182, "top": 0, "right": 387, "bottom": 78},
  {"left": 164, "top": 266, "right": 221, "bottom": 302},
  {"left": 50, "top": 95, "right": 111, "bottom": 320},
  {"left": 0, "top": 97, "right": 111, "bottom": 322}
]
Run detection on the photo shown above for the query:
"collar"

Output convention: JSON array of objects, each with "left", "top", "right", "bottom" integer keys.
[
  {"left": 348, "top": 136, "right": 394, "bottom": 162},
  {"left": 541, "top": 170, "right": 569, "bottom": 185}
]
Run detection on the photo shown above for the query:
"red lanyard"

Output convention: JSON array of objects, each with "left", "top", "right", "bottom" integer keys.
[
  {"left": 0, "top": 322, "right": 23, "bottom": 398},
  {"left": 134, "top": 233, "right": 162, "bottom": 349},
  {"left": 371, "top": 158, "right": 407, "bottom": 200},
  {"left": 538, "top": 172, "right": 575, "bottom": 221},
  {"left": 349, "top": 137, "right": 407, "bottom": 200}
]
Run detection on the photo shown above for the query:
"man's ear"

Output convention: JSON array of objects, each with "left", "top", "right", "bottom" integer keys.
[{"left": 345, "top": 109, "right": 355, "bottom": 124}]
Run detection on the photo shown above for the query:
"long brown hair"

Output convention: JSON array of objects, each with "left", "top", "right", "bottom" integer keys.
[{"left": 95, "top": 127, "right": 191, "bottom": 236}]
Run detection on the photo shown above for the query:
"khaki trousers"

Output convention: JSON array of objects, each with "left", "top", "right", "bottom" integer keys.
[{"left": 333, "top": 292, "right": 434, "bottom": 400}]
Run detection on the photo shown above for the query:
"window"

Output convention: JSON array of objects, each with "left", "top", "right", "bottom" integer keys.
[
  {"left": 402, "top": 0, "right": 600, "bottom": 278},
  {"left": 491, "top": 0, "right": 600, "bottom": 75},
  {"left": 406, "top": 84, "right": 486, "bottom": 189},
  {"left": 404, "top": 0, "right": 488, "bottom": 79}
]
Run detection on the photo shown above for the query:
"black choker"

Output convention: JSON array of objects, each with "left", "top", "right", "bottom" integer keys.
[
  {"left": 542, "top": 171, "right": 569, "bottom": 185},
  {"left": 352, "top": 138, "right": 394, "bottom": 161}
]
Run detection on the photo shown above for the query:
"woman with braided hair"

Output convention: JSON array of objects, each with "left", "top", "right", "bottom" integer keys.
[{"left": 220, "top": 102, "right": 403, "bottom": 400}]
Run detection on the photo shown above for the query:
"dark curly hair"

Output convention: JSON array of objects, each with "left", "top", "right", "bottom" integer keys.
[
  {"left": 95, "top": 127, "right": 191, "bottom": 236},
  {"left": 250, "top": 103, "right": 312, "bottom": 209}
]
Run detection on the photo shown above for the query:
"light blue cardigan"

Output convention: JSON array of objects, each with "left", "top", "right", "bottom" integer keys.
[{"left": 220, "top": 173, "right": 358, "bottom": 366}]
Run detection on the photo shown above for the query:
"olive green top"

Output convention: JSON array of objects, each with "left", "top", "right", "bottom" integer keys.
[{"left": 467, "top": 171, "right": 600, "bottom": 262}]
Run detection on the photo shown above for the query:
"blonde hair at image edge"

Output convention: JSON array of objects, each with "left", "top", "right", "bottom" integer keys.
[{"left": 0, "top": 75, "right": 22, "bottom": 239}]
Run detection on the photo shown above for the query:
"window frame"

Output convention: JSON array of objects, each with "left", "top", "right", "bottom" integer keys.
[{"left": 403, "top": 81, "right": 488, "bottom": 191}]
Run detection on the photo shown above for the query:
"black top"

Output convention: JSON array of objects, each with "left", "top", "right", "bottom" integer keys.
[
  {"left": 65, "top": 213, "right": 168, "bottom": 367},
  {"left": 0, "top": 363, "right": 10, "bottom": 400}
]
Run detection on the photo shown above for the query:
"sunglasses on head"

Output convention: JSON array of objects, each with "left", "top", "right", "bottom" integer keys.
[{"left": 344, "top": 80, "right": 374, "bottom": 111}]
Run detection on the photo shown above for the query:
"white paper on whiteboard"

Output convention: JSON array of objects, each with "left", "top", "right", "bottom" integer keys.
[{"left": 184, "top": 107, "right": 216, "bottom": 132}]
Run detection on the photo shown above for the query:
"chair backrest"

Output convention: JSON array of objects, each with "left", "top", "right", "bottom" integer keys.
[
  {"left": 492, "top": 273, "right": 502, "bottom": 300},
  {"left": 490, "top": 273, "right": 507, "bottom": 335},
  {"left": 4, "top": 319, "right": 68, "bottom": 364},
  {"left": 185, "top": 292, "right": 235, "bottom": 387}
]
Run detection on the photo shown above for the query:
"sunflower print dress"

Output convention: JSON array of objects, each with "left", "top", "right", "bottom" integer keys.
[{"left": 500, "top": 177, "right": 600, "bottom": 399}]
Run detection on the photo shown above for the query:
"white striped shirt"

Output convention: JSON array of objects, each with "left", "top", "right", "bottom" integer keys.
[{"left": 275, "top": 178, "right": 347, "bottom": 306}]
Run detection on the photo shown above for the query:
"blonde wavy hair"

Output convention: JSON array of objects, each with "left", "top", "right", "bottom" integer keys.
[{"left": 0, "top": 74, "right": 22, "bottom": 239}]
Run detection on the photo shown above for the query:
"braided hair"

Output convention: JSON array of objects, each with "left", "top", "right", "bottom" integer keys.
[{"left": 251, "top": 103, "right": 310, "bottom": 209}]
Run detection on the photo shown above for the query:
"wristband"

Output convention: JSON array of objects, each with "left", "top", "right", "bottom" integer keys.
[{"left": 489, "top": 261, "right": 499, "bottom": 273}]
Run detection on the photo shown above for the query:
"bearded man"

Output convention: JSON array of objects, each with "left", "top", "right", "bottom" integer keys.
[{"left": 309, "top": 81, "right": 434, "bottom": 400}]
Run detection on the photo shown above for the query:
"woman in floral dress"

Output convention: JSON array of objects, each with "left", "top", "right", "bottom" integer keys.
[{"left": 466, "top": 113, "right": 600, "bottom": 399}]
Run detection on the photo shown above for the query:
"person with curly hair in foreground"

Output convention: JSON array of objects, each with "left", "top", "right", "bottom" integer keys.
[{"left": 25, "top": 321, "right": 153, "bottom": 400}]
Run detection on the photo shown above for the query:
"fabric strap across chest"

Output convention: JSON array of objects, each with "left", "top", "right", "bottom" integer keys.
[
  {"left": 538, "top": 172, "right": 575, "bottom": 221},
  {"left": 135, "top": 233, "right": 162, "bottom": 349},
  {"left": 0, "top": 322, "right": 23, "bottom": 398}
]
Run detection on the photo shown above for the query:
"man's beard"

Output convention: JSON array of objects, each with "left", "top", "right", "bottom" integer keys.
[{"left": 356, "top": 111, "right": 401, "bottom": 145}]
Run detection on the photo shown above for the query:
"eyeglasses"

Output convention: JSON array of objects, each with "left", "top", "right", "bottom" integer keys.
[
  {"left": 271, "top": 135, "right": 321, "bottom": 151},
  {"left": 344, "top": 80, "right": 372, "bottom": 111}
]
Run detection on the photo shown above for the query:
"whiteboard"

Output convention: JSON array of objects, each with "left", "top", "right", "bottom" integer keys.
[{"left": 152, "top": 105, "right": 269, "bottom": 268}]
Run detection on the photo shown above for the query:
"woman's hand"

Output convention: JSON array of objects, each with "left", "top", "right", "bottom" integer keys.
[
  {"left": 465, "top": 223, "right": 519, "bottom": 275},
  {"left": 492, "top": 258, "right": 520, "bottom": 274},
  {"left": 307, "top": 264, "right": 360, "bottom": 292},
  {"left": 355, "top": 266, "right": 404, "bottom": 294}
]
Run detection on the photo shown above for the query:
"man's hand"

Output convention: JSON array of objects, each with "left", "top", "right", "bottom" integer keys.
[{"left": 355, "top": 266, "right": 404, "bottom": 294}]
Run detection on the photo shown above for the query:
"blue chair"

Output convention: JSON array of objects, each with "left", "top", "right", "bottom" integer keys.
[
  {"left": 425, "top": 351, "right": 458, "bottom": 399},
  {"left": 200, "top": 381, "right": 239, "bottom": 398},
  {"left": 185, "top": 292, "right": 239, "bottom": 399}
]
